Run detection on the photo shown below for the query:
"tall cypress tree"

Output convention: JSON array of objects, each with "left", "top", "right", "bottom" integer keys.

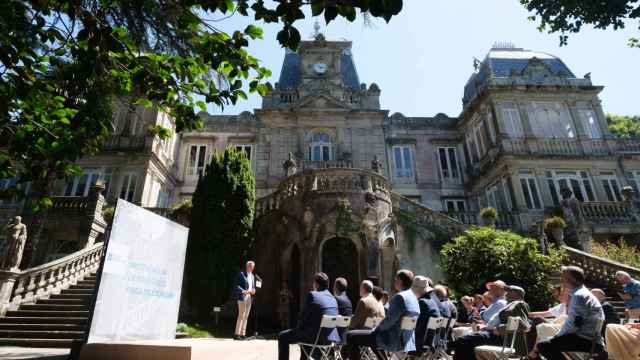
[{"left": 185, "top": 147, "right": 255, "bottom": 319}]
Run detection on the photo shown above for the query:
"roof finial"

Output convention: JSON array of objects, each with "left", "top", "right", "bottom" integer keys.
[{"left": 312, "top": 20, "right": 325, "bottom": 41}]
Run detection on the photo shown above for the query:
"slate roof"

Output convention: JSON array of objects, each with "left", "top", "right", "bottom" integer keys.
[
  {"left": 276, "top": 49, "right": 361, "bottom": 91},
  {"left": 463, "top": 47, "right": 577, "bottom": 106}
]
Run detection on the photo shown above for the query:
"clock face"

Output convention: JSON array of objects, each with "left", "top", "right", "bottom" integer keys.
[{"left": 313, "top": 63, "right": 328, "bottom": 74}]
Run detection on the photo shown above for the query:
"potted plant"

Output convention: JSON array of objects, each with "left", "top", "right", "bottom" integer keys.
[
  {"left": 544, "top": 216, "right": 567, "bottom": 245},
  {"left": 479, "top": 207, "right": 498, "bottom": 227}
]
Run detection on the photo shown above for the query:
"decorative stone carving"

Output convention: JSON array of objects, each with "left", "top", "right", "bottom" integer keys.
[
  {"left": 1, "top": 216, "right": 27, "bottom": 271},
  {"left": 283, "top": 152, "right": 298, "bottom": 177},
  {"left": 303, "top": 207, "right": 314, "bottom": 238},
  {"left": 371, "top": 155, "right": 383, "bottom": 174},
  {"left": 560, "top": 187, "right": 583, "bottom": 228}
]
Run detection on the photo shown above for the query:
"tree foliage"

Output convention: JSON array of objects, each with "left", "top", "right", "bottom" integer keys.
[
  {"left": 441, "top": 227, "right": 563, "bottom": 310},
  {"left": 591, "top": 238, "right": 640, "bottom": 269},
  {"left": 521, "top": 0, "right": 640, "bottom": 47},
  {"left": 0, "top": 0, "right": 403, "bottom": 207},
  {"left": 185, "top": 147, "right": 255, "bottom": 318},
  {"left": 606, "top": 114, "right": 640, "bottom": 138}
]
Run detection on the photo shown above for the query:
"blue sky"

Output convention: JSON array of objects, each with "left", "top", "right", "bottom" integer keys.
[{"left": 210, "top": 1, "right": 639, "bottom": 117}]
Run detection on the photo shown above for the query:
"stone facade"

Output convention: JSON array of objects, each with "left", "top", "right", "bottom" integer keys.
[{"left": 3, "top": 36, "right": 640, "bottom": 313}]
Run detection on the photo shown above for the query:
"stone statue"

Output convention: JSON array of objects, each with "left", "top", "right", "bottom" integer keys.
[
  {"left": 1, "top": 216, "right": 27, "bottom": 271},
  {"left": 560, "top": 187, "right": 583, "bottom": 227},
  {"left": 283, "top": 152, "right": 297, "bottom": 177},
  {"left": 371, "top": 155, "right": 383, "bottom": 173}
]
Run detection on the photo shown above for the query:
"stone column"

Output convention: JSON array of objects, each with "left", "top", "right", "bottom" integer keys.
[{"left": 0, "top": 270, "right": 19, "bottom": 316}]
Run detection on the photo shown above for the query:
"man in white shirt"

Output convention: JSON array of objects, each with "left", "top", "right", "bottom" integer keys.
[{"left": 233, "top": 261, "right": 256, "bottom": 340}]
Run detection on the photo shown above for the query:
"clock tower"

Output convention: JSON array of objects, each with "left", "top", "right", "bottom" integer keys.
[{"left": 262, "top": 33, "right": 381, "bottom": 110}]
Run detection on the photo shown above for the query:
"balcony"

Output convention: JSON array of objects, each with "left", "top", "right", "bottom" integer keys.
[
  {"left": 301, "top": 160, "right": 353, "bottom": 170},
  {"left": 102, "top": 136, "right": 151, "bottom": 151},
  {"left": 499, "top": 138, "right": 640, "bottom": 157}
]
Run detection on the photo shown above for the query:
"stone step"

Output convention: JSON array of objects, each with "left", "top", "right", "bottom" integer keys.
[
  {"left": 5, "top": 310, "right": 89, "bottom": 318},
  {"left": 0, "top": 338, "right": 76, "bottom": 348},
  {"left": 0, "top": 323, "right": 86, "bottom": 331},
  {"left": 76, "top": 280, "right": 96, "bottom": 286},
  {"left": 37, "top": 298, "right": 89, "bottom": 306},
  {"left": 60, "top": 288, "right": 94, "bottom": 295},
  {"left": 0, "top": 329, "right": 85, "bottom": 339},
  {"left": 50, "top": 293, "right": 92, "bottom": 300},
  {"left": 70, "top": 284, "right": 95, "bottom": 290},
  {"left": 20, "top": 304, "right": 89, "bottom": 312},
  {"left": 0, "top": 317, "right": 87, "bottom": 325}
]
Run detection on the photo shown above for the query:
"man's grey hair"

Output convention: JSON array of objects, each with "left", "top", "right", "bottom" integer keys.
[
  {"left": 615, "top": 271, "right": 630, "bottom": 279},
  {"left": 246, "top": 261, "right": 255, "bottom": 267},
  {"left": 361, "top": 280, "right": 374, "bottom": 293},
  {"left": 561, "top": 265, "right": 585, "bottom": 286}
]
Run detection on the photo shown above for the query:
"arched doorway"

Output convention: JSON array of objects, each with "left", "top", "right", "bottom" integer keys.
[{"left": 321, "top": 237, "right": 359, "bottom": 305}]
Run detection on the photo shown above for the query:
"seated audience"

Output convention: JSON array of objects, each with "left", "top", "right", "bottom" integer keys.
[
  {"left": 453, "top": 284, "right": 529, "bottom": 360},
  {"left": 605, "top": 322, "right": 640, "bottom": 360},
  {"left": 615, "top": 270, "right": 640, "bottom": 319},
  {"left": 277, "top": 272, "right": 339, "bottom": 360},
  {"left": 382, "top": 291, "right": 390, "bottom": 311},
  {"left": 346, "top": 269, "right": 420, "bottom": 360},
  {"left": 473, "top": 293, "right": 487, "bottom": 313},
  {"left": 535, "top": 266, "right": 606, "bottom": 360},
  {"left": 350, "top": 280, "right": 385, "bottom": 330},
  {"left": 591, "top": 288, "right": 619, "bottom": 327},
  {"left": 452, "top": 296, "right": 477, "bottom": 340},
  {"left": 529, "top": 285, "right": 566, "bottom": 319},
  {"left": 333, "top": 277, "right": 353, "bottom": 317},
  {"left": 372, "top": 286, "right": 384, "bottom": 305},
  {"left": 411, "top": 276, "right": 440, "bottom": 355}
]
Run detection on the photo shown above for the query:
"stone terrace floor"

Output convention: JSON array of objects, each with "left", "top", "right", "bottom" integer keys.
[{"left": 0, "top": 339, "right": 302, "bottom": 359}]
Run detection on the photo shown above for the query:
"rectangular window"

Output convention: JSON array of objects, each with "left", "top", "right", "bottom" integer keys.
[
  {"left": 519, "top": 170, "right": 543, "bottom": 209},
  {"left": 579, "top": 109, "right": 602, "bottom": 139},
  {"left": 546, "top": 170, "right": 596, "bottom": 205},
  {"left": 600, "top": 171, "right": 623, "bottom": 202},
  {"left": 437, "top": 147, "right": 460, "bottom": 180},
  {"left": 64, "top": 169, "right": 105, "bottom": 197},
  {"left": 119, "top": 173, "right": 138, "bottom": 202},
  {"left": 393, "top": 145, "right": 413, "bottom": 178},
  {"left": 444, "top": 199, "right": 466, "bottom": 213},
  {"left": 500, "top": 102, "right": 524, "bottom": 138},
  {"left": 234, "top": 144, "right": 253, "bottom": 161},
  {"left": 501, "top": 177, "right": 513, "bottom": 210},
  {"left": 187, "top": 145, "right": 207, "bottom": 177},
  {"left": 486, "top": 185, "right": 499, "bottom": 209},
  {"left": 528, "top": 102, "right": 575, "bottom": 139}
]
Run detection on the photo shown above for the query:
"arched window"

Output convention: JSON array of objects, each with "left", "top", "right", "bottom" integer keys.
[{"left": 309, "top": 132, "right": 334, "bottom": 161}]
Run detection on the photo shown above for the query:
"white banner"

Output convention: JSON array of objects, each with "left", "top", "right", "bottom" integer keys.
[{"left": 88, "top": 200, "right": 189, "bottom": 343}]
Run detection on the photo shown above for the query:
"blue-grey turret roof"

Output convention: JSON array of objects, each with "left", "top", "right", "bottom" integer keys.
[{"left": 276, "top": 48, "right": 361, "bottom": 91}]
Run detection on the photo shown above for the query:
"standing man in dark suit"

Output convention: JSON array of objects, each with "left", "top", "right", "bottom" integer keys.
[
  {"left": 233, "top": 261, "right": 256, "bottom": 340},
  {"left": 277, "top": 272, "right": 340, "bottom": 360}
]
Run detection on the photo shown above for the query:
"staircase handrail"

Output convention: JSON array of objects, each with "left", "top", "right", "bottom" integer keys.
[
  {"left": 561, "top": 245, "right": 640, "bottom": 290},
  {"left": 391, "top": 192, "right": 466, "bottom": 235},
  {"left": 1, "top": 242, "right": 105, "bottom": 313}
]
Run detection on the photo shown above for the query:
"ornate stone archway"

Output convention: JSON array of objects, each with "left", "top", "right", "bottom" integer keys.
[{"left": 320, "top": 236, "right": 360, "bottom": 304}]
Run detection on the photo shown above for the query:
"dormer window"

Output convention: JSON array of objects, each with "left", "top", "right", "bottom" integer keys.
[{"left": 309, "top": 133, "right": 334, "bottom": 161}]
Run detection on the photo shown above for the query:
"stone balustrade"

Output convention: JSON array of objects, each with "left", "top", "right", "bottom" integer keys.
[
  {"left": 499, "top": 138, "right": 640, "bottom": 157},
  {"left": 392, "top": 193, "right": 466, "bottom": 236},
  {"left": 256, "top": 168, "right": 390, "bottom": 219},
  {"left": 445, "top": 211, "right": 520, "bottom": 230},
  {"left": 0, "top": 242, "right": 104, "bottom": 315},
  {"left": 102, "top": 135, "right": 150, "bottom": 151},
  {"left": 579, "top": 201, "right": 637, "bottom": 225},
  {"left": 301, "top": 160, "right": 353, "bottom": 170},
  {"left": 51, "top": 196, "right": 90, "bottom": 212},
  {"left": 562, "top": 245, "right": 640, "bottom": 291}
]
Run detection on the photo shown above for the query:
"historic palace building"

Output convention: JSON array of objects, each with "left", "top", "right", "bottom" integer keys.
[{"left": 3, "top": 34, "right": 640, "bottom": 313}]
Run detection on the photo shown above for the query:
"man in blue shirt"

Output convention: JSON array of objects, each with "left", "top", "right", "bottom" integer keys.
[
  {"left": 479, "top": 280, "right": 508, "bottom": 323},
  {"left": 615, "top": 270, "right": 640, "bottom": 319},
  {"left": 537, "top": 266, "right": 606, "bottom": 360}
]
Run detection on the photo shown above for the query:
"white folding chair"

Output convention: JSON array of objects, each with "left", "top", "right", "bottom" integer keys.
[
  {"left": 299, "top": 315, "right": 338, "bottom": 360},
  {"left": 562, "top": 317, "right": 605, "bottom": 360},
  {"left": 474, "top": 316, "right": 520, "bottom": 360},
  {"left": 361, "top": 317, "right": 382, "bottom": 360},
  {"left": 387, "top": 316, "right": 417, "bottom": 360},
  {"left": 334, "top": 316, "right": 351, "bottom": 360},
  {"left": 416, "top": 317, "right": 443, "bottom": 360}
]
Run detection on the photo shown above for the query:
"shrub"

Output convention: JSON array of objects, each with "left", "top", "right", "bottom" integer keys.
[
  {"left": 479, "top": 207, "right": 497, "bottom": 219},
  {"left": 176, "top": 323, "right": 213, "bottom": 338},
  {"left": 441, "top": 227, "right": 563, "bottom": 310},
  {"left": 591, "top": 238, "right": 640, "bottom": 269},
  {"left": 102, "top": 206, "right": 114, "bottom": 225},
  {"left": 544, "top": 216, "right": 567, "bottom": 229}
]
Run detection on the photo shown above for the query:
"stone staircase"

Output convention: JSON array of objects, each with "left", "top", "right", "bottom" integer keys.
[{"left": 0, "top": 272, "right": 96, "bottom": 347}]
